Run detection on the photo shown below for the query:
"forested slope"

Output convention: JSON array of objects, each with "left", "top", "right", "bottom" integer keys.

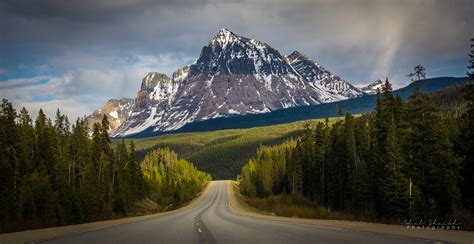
[
  {"left": 0, "top": 100, "right": 210, "bottom": 233},
  {"left": 131, "top": 118, "right": 340, "bottom": 179},
  {"left": 239, "top": 81, "right": 474, "bottom": 228}
]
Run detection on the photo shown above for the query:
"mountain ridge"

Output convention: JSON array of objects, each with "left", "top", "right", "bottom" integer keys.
[{"left": 88, "top": 28, "right": 365, "bottom": 137}]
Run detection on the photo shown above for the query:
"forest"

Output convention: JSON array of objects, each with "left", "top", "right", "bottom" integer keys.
[
  {"left": 0, "top": 102, "right": 210, "bottom": 233},
  {"left": 132, "top": 118, "right": 324, "bottom": 179},
  {"left": 239, "top": 81, "right": 474, "bottom": 227},
  {"left": 141, "top": 148, "right": 211, "bottom": 206}
]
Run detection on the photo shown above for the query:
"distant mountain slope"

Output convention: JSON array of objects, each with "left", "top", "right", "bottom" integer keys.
[
  {"left": 123, "top": 76, "right": 468, "bottom": 138},
  {"left": 430, "top": 82, "right": 472, "bottom": 109},
  {"left": 130, "top": 118, "right": 336, "bottom": 179}
]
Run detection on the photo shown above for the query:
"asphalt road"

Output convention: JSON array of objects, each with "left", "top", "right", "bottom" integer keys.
[{"left": 43, "top": 181, "right": 435, "bottom": 243}]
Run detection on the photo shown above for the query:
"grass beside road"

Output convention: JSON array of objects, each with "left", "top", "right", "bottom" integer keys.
[
  {"left": 243, "top": 194, "right": 358, "bottom": 220},
  {"left": 232, "top": 182, "right": 359, "bottom": 221},
  {"left": 227, "top": 181, "right": 474, "bottom": 244}
]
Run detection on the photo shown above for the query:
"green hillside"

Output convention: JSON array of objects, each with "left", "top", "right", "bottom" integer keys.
[
  {"left": 123, "top": 80, "right": 470, "bottom": 180},
  {"left": 125, "top": 118, "right": 339, "bottom": 179}
]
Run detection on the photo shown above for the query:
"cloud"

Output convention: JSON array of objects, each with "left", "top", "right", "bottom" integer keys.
[
  {"left": 16, "top": 99, "right": 94, "bottom": 122},
  {"left": 0, "top": 53, "right": 194, "bottom": 121},
  {"left": 1, "top": 0, "right": 472, "bottom": 118},
  {"left": 43, "top": 52, "right": 194, "bottom": 99},
  {"left": 0, "top": 76, "right": 50, "bottom": 89}
]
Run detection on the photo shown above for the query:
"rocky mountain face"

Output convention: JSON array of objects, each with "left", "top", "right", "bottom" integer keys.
[
  {"left": 92, "top": 29, "right": 366, "bottom": 137},
  {"left": 359, "top": 79, "right": 386, "bottom": 94},
  {"left": 86, "top": 98, "right": 134, "bottom": 131},
  {"left": 285, "top": 51, "right": 362, "bottom": 102}
]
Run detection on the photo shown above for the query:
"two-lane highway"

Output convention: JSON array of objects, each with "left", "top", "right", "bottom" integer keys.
[{"left": 43, "top": 181, "right": 434, "bottom": 243}]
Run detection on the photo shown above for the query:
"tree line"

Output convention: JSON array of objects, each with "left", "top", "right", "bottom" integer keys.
[
  {"left": 239, "top": 81, "right": 474, "bottom": 224},
  {"left": 0, "top": 101, "right": 210, "bottom": 233},
  {"left": 141, "top": 148, "right": 211, "bottom": 206}
]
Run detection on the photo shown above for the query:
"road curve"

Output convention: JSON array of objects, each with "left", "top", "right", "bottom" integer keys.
[{"left": 43, "top": 181, "right": 434, "bottom": 243}]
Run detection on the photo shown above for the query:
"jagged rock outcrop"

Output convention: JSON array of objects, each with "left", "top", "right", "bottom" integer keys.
[{"left": 86, "top": 98, "right": 134, "bottom": 131}]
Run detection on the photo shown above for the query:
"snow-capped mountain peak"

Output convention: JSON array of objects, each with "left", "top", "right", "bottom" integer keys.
[
  {"left": 210, "top": 28, "right": 240, "bottom": 48},
  {"left": 359, "top": 79, "right": 386, "bottom": 94},
  {"left": 91, "top": 29, "right": 365, "bottom": 137}
]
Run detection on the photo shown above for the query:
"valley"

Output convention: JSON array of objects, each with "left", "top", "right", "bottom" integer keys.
[
  {"left": 129, "top": 118, "right": 337, "bottom": 179},
  {"left": 2, "top": 2, "right": 473, "bottom": 242}
]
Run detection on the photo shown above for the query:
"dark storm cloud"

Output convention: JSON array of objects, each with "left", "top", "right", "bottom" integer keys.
[
  {"left": 0, "top": 0, "right": 472, "bottom": 119},
  {"left": 0, "top": 0, "right": 200, "bottom": 21}
]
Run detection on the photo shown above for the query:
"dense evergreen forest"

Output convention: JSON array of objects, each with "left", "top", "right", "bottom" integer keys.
[
  {"left": 0, "top": 101, "right": 210, "bottom": 233},
  {"left": 239, "top": 81, "right": 474, "bottom": 226}
]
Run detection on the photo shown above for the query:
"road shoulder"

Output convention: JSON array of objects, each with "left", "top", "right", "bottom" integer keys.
[
  {"left": 0, "top": 181, "right": 214, "bottom": 244},
  {"left": 226, "top": 180, "right": 474, "bottom": 244}
]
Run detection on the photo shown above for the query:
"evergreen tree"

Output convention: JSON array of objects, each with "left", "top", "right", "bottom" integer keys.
[
  {"left": 287, "top": 142, "right": 303, "bottom": 195},
  {"left": 68, "top": 118, "right": 91, "bottom": 222},
  {"left": 53, "top": 109, "right": 72, "bottom": 223},
  {"left": 326, "top": 121, "right": 345, "bottom": 210},
  {"left": 16, "top": 108, "right": 35, "bottom": 222},
  {"left": 0, "top": 99, "right": 18, "bottom": 223},
  {"left": 353, "top": 117, "right": 371, "bottom": 212},
  {"left": 407, "top": 90, "right": 461, "bottom": 219},
  {"left": 33, "top": 110, "right": 57, "bottom": 224},
  {"left": 17, "top": 108, "right": 34, "bottom": 176},
  {"left": 313, "top": 122, "right": 328, "bottom": 205},
  {"left": 382, "top": 116, "right": 409, "bottom": 219},
  {"left": 458, "top": 83, "right": 474, "bottom": 213},
  {"left": 128, "top": 141, "right": 146, "bottom": 199},
  {"left": 299, "top": 123, "right": 315, "bottom": 199}
]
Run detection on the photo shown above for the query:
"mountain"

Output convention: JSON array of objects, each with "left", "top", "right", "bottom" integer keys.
[
  {"left": 86, "top": 98, "right": 134, "bottom": 131},
  {"left": 359, "top": 79, "right": 385, "bottom": 94},
  {"left": 123, "top": 77, "right": 468, "bottom": 138},
  {"left": 102, "top": 29, "right": 363, "bottom": 137},
  {"left": 285, "top": 51, "right": 362, "bottom": 101}
]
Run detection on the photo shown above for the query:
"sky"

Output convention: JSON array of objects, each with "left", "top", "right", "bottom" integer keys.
[{"left": 1, "top": 0, "right": 473, "bottom": 121}]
